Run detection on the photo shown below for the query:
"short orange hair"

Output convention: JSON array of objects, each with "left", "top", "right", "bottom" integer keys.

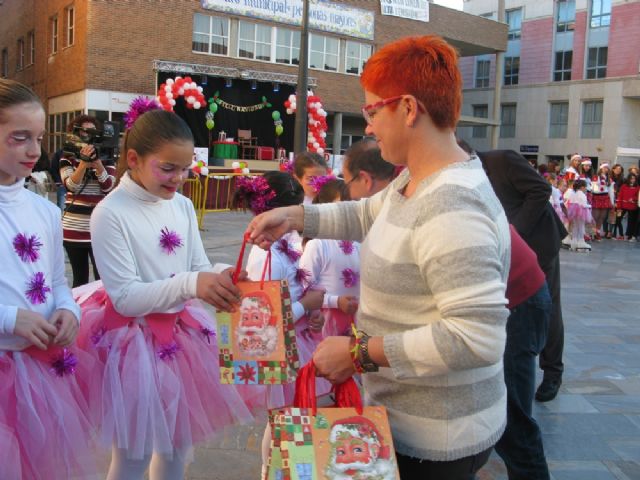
[{"left": 360, "top": 35, "right": 461, "bottom": 130}]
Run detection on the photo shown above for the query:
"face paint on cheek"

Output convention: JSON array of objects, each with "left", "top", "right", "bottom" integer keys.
[{"left": 150, "top": 158, "right": 175, "bottom": 183}]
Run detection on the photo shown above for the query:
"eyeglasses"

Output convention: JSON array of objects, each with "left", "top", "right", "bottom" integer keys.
[{"left": 361, "top": 96, "right": 403, "bottom": 125}]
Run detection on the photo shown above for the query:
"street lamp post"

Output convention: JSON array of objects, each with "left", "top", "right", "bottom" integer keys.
[{"left": 294, "top": 0, "right": 310, "bottom": 154}]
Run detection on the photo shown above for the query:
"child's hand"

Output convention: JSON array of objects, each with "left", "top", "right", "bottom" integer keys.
[
  {"left": 224, "top": 267, "right": 247, "bottom": 282},
  {"left": 51, "top": 309, "right": 79, "bottom": 346},
  {"left": 197, "top": 271, "right": 242, "bottom": 312},
  {"left": 300, "top": 288, "right": 325, "bottom": 312},
  {"left": 14, "top": 309, "right": 58, "bottom": 350},
  {"left": 307, "top": 310, "right": 325, "bottom": 332},
  {"left": 337, "top": 295, "right": 359, "bottom": 315}
]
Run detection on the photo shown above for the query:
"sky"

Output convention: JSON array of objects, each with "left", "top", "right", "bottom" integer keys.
[{"left": 434, "top": 0, "right": 464, "bottom": 11}]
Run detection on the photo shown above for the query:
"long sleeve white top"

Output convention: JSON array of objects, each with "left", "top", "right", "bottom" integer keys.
[
  {"left": 90, "top": 172, "right": 228, "bottom": 317},
  {"left": 298, "top": 238, "right": 360, "bottom": 308},
  {"left": 0, "top": 179, "right": 80, "bottom": 351}
]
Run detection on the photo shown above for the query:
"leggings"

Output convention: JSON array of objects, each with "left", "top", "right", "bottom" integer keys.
[
  {"left": 63, "top": 241, "right": 99, "bottom": 287},
  {"left": 106, "top": 447, "right": 189, "bottom": 480}
]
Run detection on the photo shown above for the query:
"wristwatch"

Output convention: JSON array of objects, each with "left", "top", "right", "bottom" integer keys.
[{"left": 358, "top": 332, "right": 379, "bottom": 373}]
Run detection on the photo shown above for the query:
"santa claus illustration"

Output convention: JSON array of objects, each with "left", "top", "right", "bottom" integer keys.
[
  {"left": 236, "top": 291, "right": 278, "bottom": 357},
  {"left": 324, "top": 416, "right": 397, "bottom": 480}
]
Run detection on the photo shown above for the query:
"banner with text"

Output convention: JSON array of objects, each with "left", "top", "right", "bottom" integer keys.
[
  {"left": 380, "top": 0, "right": 429, "bottom": 23},
  {"left": 201, "top": 0, "right": 375, "bottom": 40}
]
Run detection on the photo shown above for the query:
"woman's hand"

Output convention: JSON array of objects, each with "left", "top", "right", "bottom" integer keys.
[
  {"left": 14, "top": 309, "right": 58, "bottom": 350},
  {"left": 246, "top": 205, "right": 303, "bottom": 250},
  {"left": 51, "top": 309, "right": 79, "bottom": 346},
  {"left": 197, "top": 270, "right": 242, "bottom": 312},
  {"left": 313, "top": 336, "right": 356, "bottom": 384},
  {"left": 338, "top": 295, "right": 359, "bottom": 314}
]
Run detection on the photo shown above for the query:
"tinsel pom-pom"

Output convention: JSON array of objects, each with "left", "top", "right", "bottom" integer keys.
[
  {"left": 13, "top": 233, "right": 43, "bottom": 263},
  {"left": 338, "top": 240, "right": 354, "bottom": 255},
  {"left": 341, "top": 268, "right": 359, "bottom": 288},
  {"left": 159, "top": 227, "right": 183, "bottom": 255},
  {"left": 277, "top": 239, "right": 301, "bottom": 263},
  {"left": 25, "top": 272, "right": 51, "bottom": 305},
  {"left": 50, "top": 349, "right": 78, "bottom": 377},
  {"left": 158, "top": 342, "right": 180, "bottom": 361},
  {"left": 235, "top": 176, "right": 277, "bottom": 215},
  {"left": 124, "top": 96, "right": 161, "bottom": 129},
  {"left": 309, "top": 175, "right": 336, "bottom": 194}
]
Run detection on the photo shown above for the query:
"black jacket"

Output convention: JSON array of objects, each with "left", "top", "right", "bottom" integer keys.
[{"left": 478, "top": 150, "right": 567, "bottom": 268}]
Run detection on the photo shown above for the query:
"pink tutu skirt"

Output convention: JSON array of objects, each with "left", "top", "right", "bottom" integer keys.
[
  {"left": 553, "top": 203, "right": 567, "bottom": 224},
  {"left": 0, "top": 345, "right": 99, "bottom": 479},
  {"left": 321, "top": 308, "right": 354, "bottom": 337},
  {"left": 77, "top": 289, "right": 254, "bottom": 460},
  {"left": 567, "top": 203, "right": 593, "bottom": 223}
]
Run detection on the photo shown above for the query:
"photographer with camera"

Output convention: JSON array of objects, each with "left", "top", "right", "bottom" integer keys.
[{"left": 60, "top": 114, "right": 115, "bottom": 287}]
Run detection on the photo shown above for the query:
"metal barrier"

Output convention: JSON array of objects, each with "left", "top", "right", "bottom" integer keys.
[{"left": 181, "top": 172, "right": 264, "bottom": 229}]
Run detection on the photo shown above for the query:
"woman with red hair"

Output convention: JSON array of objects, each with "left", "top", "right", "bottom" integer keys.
[{"left": 248, "top": 35, "right": 510, "bottom": 480}]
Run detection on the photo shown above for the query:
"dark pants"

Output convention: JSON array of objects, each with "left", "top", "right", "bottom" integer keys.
[
  {"left": 495, "top": 284, "right": 551, "bottom": 480},
  {"left": 538, "top": 253, "right": 563, "bottom": 381},
  {"left": 626, "top": 209, "right": 639, "bottom": 238},
  {"left": 64, "top": 241, "right": 99, "bottom": 288},
  {"left": 612, "top": 211, "right": 626, "bottom": 237},
  {"left": 396, "top": 447, "right": 492, "bottom": 480}
]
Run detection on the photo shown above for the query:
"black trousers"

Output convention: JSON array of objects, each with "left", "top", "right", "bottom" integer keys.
[
  {"left": 64, "top": 241, "right": 99, "bottom": 287},
  {"left": 396, "top": 447, "right": 492, "bottom": 479},
  {"left": 538, "top": 253, "right": 564, "bottom": 380}
]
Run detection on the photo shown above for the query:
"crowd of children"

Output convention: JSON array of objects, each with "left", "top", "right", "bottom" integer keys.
[
  {"left": 545, "top": 154, "right": 640, "bottom": 252},
  {"left": 0, "top": 78, "right": 362, "bottom": 479}
]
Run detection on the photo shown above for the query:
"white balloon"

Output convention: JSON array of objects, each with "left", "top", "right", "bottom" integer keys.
[
  {"left": 164, "top": 85, "right": 172, "bottom": 93},
  {"left": 169, "top": 99, "right": 176, "bottom": 106},
  {"left": 232, "top": 161, "right": 240, "bottom": 168},
  {"left": 318, "top": 109, "right": 326, "bottom": 116},
  {"left": 166, "top": 78, "right": 174, "bottom": 85},
  {"left": 194, "top": 102, "right": 201, "bottom": 109},
  {"left": 200, "top": 167, "right": 209, "bottom": 176},
  {"left": 242, "top": 167, "right": 250, "bottom": 174},
  {"left": 187, "top": 96, "right": 196, "bottom": 103},
  {"left": 177, "top": 88, "right": 184, "bottom": 95},
  {"left": 317, "top": 148, "right": 324, "bottom": 154},
  {"left": 166, "top": 92, "right": 173, "bottom": 99},
  {"left": 286, "top": 108, "right": 293, "bottom": 115},
  {"left": 189, "top": 82, "right": 196, "bottom": 89},
  {"left": 313, "top": 142, "right": 320, "bottom": 149},
  {"left": 320, "top": 132, "right": 327, "bottom": 138},
  {"left": 197, "top": 86, "right": 203, "bottom": 92}
]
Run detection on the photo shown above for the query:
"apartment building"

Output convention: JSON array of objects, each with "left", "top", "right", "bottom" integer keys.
[
  {"left": 1, "top": 0, "right": 506, "bottom": 157},
  {"left": 458, "top": 0, "right": 640, "bottom": 169}
]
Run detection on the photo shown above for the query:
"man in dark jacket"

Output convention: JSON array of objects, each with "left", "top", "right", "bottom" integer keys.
[{"left": 477, "top": 149, "right": 567, "bottom": 403}]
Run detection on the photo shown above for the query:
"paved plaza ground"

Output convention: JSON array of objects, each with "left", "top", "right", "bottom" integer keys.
[{"left": 69, "top": 210, "right": 640, "bottom": 480}]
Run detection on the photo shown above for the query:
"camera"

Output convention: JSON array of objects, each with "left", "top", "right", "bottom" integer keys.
[{"left": 63, "top": 121, "right": 120, "bottom": 162}]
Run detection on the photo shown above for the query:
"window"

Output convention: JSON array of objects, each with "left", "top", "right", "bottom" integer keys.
[
  {"left": 549, "top": 102, "right": 569, "bottom": 138},
  {"left": 504, "top": 56, "right": 519, "bottom": 85},
  {"left": 50, "top": 15, "right": 58, "bottom": 54},
  {"left": 586, "top": 47, "right": 607, "bottom": 79},
  {"left": 47, "top": 109, "right": 83, "bottom": 153},
  {"left": 557, "top": 0, "right": 576, "bottom": 32},
  {"left": 475, "top": 59, "right": 490, "bottom": 88},
  {"left": 17, "top": 38, "right": 24, "bottom": 70},
  {"left": 309, "top": 33, "right": 338, "bottom": 72},
  {"left": 553, "top": 51, "right": 572, "bottom": 81},
  {"left": 192, "top": 13, "right": 229, "bottom": 56},
  {"left": 345, "top": 41, "right": 372, "bottom": 75},
  {"left": 500, "top": 104, "right": 517, "bottom": 138},
  {"left": 65, "top": 5, "right": 75, "bottom": 46},
  {"left": 276, "top": 28, "right": 300, "bottom": 65},
  {"left": 28, "top": 31, "right": 35, "bottom": 65},
  {"left": 506, "top": 9, "right": 522, "bottom": 40},
  {"left": 472, "top": 105, "right": 488, "bottom": 138},
  {"left": 591, "top": 0, "right": 611, "bottom": 27},
  {"left": 238, "top": 21, "right": 272, "bottom": 61},
  {"left": 1, "top": 48, "right": 8, "bottom": 78},
  {"left": 581, "top": 100, "right": 603, "bottom": 138}
]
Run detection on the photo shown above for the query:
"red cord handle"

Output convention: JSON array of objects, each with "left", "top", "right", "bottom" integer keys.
[
  {"left": 293, "top": 361, "right": 363, "bottom": 415},
  {"left": 233, "top": 232, "right": 271, "bottom": 288}
]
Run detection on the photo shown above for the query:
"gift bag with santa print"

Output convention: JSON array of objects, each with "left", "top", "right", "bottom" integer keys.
[
  {"left": 267, "top": 362, "right": 400, "bottom": 480},
  {"left": 217, "top": 234, "right": 299, "bottom": 385}
]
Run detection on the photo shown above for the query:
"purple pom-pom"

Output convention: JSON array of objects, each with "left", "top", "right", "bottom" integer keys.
[
  {"left": 309, "top": 175, "right": 336, "bottom": 194},
  {"left": 277, "top": 239, "right": 301, "bottom": 263},
  {"left": 50, "top": 349, "right": 78, "bottom": 377},
  {"left": 201, "top": 327, "right": 215, "bottom": 344},
  {"left": 13, "top": 233, "right": 43, "bottom": 263},
  {"left": 341, "top": 268, "right": 359, "bottom": 288},
  {"left": 124, "top": 96, "right": 161, "bottom": 129},
  {"left": 295, "top": 267, "right": 311, "bottom": 286},
  {"left": 338, "top": 240, "right": 354, "bottom": 255},
  {"left": 235, "top": 176, "right": 277, "bottom": 215},
  {"left": 90, "top": 327, "right": 106, "bottom": 347},
  {"left": 158, "top": 342, "right": 180, "bottom": 361},
  {"left": 25, "top": 272, "right": 51, "bottom": 305},
  {"left": 159, "top": 227, "right": 183, "bottom": 255}
]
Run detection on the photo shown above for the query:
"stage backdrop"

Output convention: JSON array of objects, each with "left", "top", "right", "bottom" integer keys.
[{"left": 158, "top": 72, "right": 296, "bottom": 155}]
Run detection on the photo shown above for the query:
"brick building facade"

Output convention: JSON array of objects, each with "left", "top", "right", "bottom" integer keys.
[{"left": 1, "top": 0, "right": 506, "bottom": 157}]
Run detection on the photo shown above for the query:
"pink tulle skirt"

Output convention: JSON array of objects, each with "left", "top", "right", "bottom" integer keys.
[
  {"left": 0, "top": 346, "right": 99, "bottom": 479},
  {"left": 567, "top": 203, "right": 593, "bottom": 223},
  {"left": 553, "top": 203, "right": 567, "bottom": 224},
  {"left": 321, "top": 308, "right": 354, "bottom": 337},
  {"left": 77, "top": 289, "right": 254, "bottom": 460}
]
